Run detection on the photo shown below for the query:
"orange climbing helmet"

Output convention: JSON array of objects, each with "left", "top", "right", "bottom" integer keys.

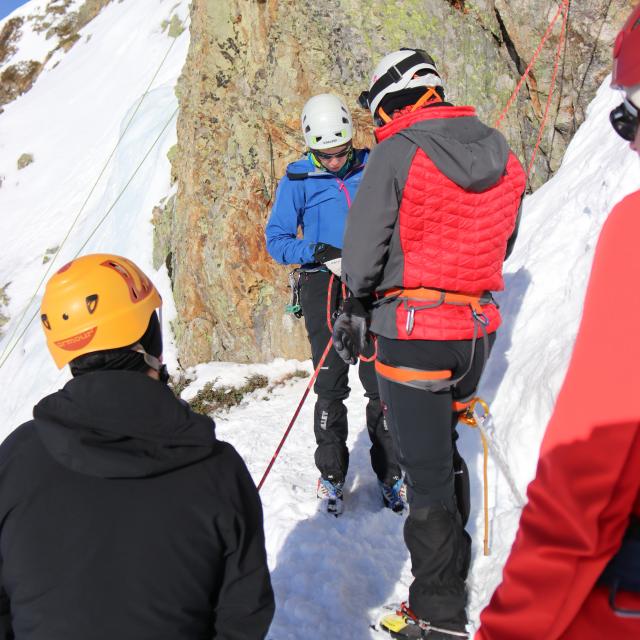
[{"left": 40, "top": 254, "right": 162, "bottom": 368}]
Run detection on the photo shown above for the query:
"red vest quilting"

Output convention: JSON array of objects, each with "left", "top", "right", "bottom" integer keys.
[{"left": 376, "top": 107, "right": 526, "bottom": 340}]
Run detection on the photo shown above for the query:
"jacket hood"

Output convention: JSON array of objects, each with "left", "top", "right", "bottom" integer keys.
[
  {"left": 377, "top": 106, "right": 510, "bottom": 193},
  {"left": 33, "top": 370, "right": 217, "bottom": 478}
]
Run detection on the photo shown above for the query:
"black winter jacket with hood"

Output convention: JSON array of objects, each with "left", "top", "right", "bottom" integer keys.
[{"left": 0, "top": 370, "right": 274, "bottom": 640}]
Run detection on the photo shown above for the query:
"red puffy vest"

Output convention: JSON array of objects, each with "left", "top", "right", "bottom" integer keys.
[{"left": 376, "top": 106, "right": 526, "bottom": 340}]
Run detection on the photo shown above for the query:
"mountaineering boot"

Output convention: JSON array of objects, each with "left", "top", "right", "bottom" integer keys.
[
  {"left": 379, "top": 477, "right": 407, "bottom": 513},
  {"left": 378, "top": 603, "right": 468, "bottom": 639},
  {"left": 317, "top": 477, "right": 344, "bottom": 517}
]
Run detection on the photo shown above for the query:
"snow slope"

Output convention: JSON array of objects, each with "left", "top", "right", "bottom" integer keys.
[
  {"left": 0, "top": 0, "right": 86, "bottom": 72},
  {"left": 1, "top": 1, "right": 640, "bottom": 638},
  {"left": 0, "top": 0, "right": 189, "bottom": 421}
]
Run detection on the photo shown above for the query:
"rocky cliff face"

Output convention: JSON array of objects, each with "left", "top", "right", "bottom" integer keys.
[{"left": 166, "top": 0, "right": 630, "bottom": 366}]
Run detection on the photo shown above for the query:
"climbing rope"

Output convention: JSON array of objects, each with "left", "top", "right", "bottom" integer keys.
[
  {"left": 459, "top": 397, "right": 492, "bottom": 556},
  {"left": 257, "top": 337, "right": 333, "bottom": 492},
  {"left": 258, "top": 273, "right": 382, "bottom": 491},
  {"left": 0, "top": 34, "right": 182, "bottom": 371},
  {"left": 526, "top": 0, "right": 571, "bottom": 177},
  {"left": 494, "top": 0, "right": 571, "bottom": 184},
  {"left": 0, "top": 106, "right": 179, "bottom": 371},
  {"left": 459, "top": 397, "right": 527, "bottom": 554},
  {"left": 455, "top": 2, "right": 570, "bottom": 548},
  {"left": 494, "top": 0, "right": 570, "bottom": 130}
]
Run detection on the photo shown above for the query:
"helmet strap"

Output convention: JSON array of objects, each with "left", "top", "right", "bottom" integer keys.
[
  {"left": 309, "top": 151, "right": 324, "bottom": 168},
  {"left": 132, "top": 344, "right": 170, "bottom": 384},
  {"left": 376, "top": 87, "right": 442, "bottom": 125},
  {"left": 411, "top": 87, "right": 442, "bottom": 111},
  {"left": 377, "top": 106, "right": 392, "bottom": 123}
]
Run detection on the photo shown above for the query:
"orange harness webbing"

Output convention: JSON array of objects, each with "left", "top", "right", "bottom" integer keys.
[
  {"left": 383, "top": 287, "right": 487, "bottom": 315},
  {"left": 375, "top": 360, "right": 452, "bottom": 384}
]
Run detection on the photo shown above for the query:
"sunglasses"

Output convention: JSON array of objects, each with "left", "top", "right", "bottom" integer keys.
[
  {"left": 610, "top": 98, "right": 639, "bottom": 142},
  {"left": 313, "top": 144, "right": 352, "bottom": 160}
]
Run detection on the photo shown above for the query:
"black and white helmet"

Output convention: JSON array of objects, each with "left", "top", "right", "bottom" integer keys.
[
  {"left": 301, "top": 94, "right": 353, "bottom": 150},
  {"left": 359, "top": 48, "right": 442, "bottom": 117}
]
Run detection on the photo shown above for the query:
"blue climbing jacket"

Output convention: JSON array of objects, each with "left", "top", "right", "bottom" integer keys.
[{"left": 265, "top": 149, "right": 369, "bottom": 266}]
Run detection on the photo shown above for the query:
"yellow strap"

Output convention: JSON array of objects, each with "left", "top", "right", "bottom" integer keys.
[{"left": 459, "top": 397, "right": 491, "bottom": 556}]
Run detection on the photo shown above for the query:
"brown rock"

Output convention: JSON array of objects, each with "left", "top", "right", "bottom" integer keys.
[{"left": 166, "top": 0, "right": 628, "bottom": 365}]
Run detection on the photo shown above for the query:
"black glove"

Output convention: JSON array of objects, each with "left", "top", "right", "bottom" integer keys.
[
  {"left": 332, "top": 297, "right": 370, "bottom": 365},
  {"left": 313, "top": 243, "right": 342, "bottom": 277},
  {"left": 313, "top": 243, "right": 342, "bottom": 263}
]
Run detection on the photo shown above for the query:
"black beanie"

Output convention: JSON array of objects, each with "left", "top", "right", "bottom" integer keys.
[
  {"left": 69, "top": 311, "right": 162, "bottom": 377},
  {"left": 378, "top": 86, "right": 446, "bottom": 118}
]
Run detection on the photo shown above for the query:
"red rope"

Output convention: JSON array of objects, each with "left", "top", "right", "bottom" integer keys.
[
  {"left": 326, "top": 274, "right": 336, "bottom": 331},
  {"left": 257, "top": 336, "right": 333, "bottom": 492},
  {"left": 526, "top": 1, "right": 570, "bottom": 177},
  {"left": 494, "top": 0, "right": 570, "bottom": 130},
  {"left": 258, "top": 273, "right": 342, "bottom": 491}
]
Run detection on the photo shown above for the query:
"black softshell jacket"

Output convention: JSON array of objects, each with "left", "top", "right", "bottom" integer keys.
[{"left": 0, "top": 370, "right": 274, "bottom": 640}]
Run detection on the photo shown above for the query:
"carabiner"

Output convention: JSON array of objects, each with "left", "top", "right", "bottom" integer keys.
[{"left": 406, "top": 307, "right": 415, "bottom": 336}]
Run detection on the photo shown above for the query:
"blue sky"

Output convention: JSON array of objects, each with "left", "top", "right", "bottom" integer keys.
[{"left": 1, "top": 0, "right": 29, "bottom": 21}]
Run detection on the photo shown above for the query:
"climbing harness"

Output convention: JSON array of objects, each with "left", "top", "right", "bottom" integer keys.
[
  {"left": 382, "top": 287, "right": 492, "bottom": 336},
  {"left": 599, "top": 515, "right": 640, "bottom": 618},
  {"left": 379, "top": 287, "right": 492, "bottom": 391},
  {"left": 374, "top": 360, "right": 453, "bottom": 392}
]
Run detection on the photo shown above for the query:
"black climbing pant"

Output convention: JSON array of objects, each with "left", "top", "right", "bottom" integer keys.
[{"left": 375, "top": 333, "right": 496, "bottom": 629}]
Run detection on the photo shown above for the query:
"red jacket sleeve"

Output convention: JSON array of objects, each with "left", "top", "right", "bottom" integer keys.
[{"left": 476, "top": 191, "right": 640, "bottom": 639}]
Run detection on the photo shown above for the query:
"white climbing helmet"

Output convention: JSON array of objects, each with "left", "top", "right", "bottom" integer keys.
[
  {"left": 301, "top": 94, "right": 353, "bottom": 150},
  {"left": 361, "top": 48, "right": 442, "bottom": 117}
]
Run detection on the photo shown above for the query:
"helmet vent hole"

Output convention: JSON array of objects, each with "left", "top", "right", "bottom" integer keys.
[
  {"left": 305, "top": 125, "right": 311, "bottom": 133},
  {"left": 86, "top": 294, "right": 98, "bottom": 314},
  {"left": 41, "top": 314, "right": 51, "bottom": 330},
  {"left": 131, "top": 288, "right": 138, "bottom": 300},
  {"left": 62, "top": 313, "right": 69, "bottom": 320}
]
